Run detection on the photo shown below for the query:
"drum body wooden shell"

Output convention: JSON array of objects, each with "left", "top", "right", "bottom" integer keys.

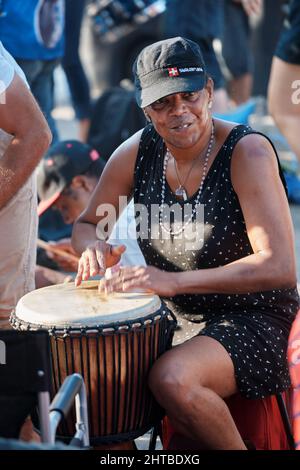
[{"left": 12, "top": 282, "right": 176, "bottom": 445}]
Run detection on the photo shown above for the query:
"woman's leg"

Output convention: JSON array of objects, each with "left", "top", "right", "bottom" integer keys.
[
  {"left": 149, "top": 335, "right": 246, "bottom": 450},
  {"left": 268, "top": 57, "right": 300, "bottom": 161}
]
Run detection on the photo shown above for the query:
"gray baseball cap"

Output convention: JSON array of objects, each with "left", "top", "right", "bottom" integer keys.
[{"left": 133, "top": 36, "right": 207, "bottom": 108}]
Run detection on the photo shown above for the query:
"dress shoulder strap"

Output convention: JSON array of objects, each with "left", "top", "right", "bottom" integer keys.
[{"left": 225, "top": 124, "right": 288, "bottom": 196}]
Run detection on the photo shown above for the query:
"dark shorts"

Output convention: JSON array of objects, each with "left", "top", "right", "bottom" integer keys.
[
  {"left": 275, "top": 0, "right": 300, "bottom": 64},
  {"left": 222, "top": 1, "right": 253, "bottom": 78},
  {"left": 164, "top": 0, "right": 224, "bottom": 89},
  {"left": 173, "top": 310, "right": 294, "bottom": 400}
]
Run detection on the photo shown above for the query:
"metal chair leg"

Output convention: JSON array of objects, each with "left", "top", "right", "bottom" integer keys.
[
  {"left": 148, "top": 423, "right": 161, "bottom": 451},
  {"left": 276, "top": 393, "right": 295, "bottom": 450}
]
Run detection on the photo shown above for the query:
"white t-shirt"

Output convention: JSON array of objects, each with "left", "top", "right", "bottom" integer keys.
[
  {"left": 0, "top": 41, "right": 28, "bottom": 154},
  {"left": 0, "top": 41, "right": 27, "bottom": 94},
  {"left": 108, "top": 199, "right": 146, "bottom": 267},
  {"left": 0, "top": 42, "right": 37, "bottom": 327}
]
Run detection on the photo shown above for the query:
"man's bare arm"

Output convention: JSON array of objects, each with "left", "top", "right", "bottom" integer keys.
[{"left": 0, "top": 72, "right": 52, "bottom": 209}]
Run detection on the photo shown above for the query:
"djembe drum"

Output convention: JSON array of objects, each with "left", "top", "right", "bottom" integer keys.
[{"left": 11, "top": 281, "right": 176, "bottom": 446}]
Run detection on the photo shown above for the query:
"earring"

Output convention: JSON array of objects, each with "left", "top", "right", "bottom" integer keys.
[{"left": 208, "top": 101, "right": 213, "bottom": 110}]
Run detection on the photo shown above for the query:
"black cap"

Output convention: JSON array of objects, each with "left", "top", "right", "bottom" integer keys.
[
  {"left": 37, "top": 140, "right": 101, "bottom": 216},
  {"left": 133, "top": 36, "right": 207, "bottom": 108}
]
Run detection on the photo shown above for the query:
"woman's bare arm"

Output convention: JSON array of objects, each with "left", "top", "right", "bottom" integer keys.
[{"left": 175, "top": 133, "right": 297, "bottom": 294}]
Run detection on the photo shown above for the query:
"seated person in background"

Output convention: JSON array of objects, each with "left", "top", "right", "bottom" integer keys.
[
  {"left": 71, "top": 37, "right": 300, "bottom": 450},
  {"left": 36, "top": 140, "right": 145, "bottom": 287}
]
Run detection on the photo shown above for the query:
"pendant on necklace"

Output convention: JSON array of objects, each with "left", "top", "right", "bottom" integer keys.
[{"left": 175, "top": 186, "right": 188, "bottom": 201}]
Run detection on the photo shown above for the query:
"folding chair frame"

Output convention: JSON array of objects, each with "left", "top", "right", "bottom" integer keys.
[{"left": 0, "top": 330, "right": 90, "bottom": 448}]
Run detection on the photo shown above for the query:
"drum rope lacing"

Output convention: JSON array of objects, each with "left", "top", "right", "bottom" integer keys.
[{"left": 10, "top": 309, "right": 176, "bottom": 335}]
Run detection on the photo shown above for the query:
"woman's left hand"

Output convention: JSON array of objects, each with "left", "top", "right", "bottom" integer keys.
[{"left": 98, "top": 265, "right": 178, "bottom": 297}]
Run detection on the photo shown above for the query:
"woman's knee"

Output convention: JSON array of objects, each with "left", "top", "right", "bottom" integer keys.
[
  {"left": 148, "top": 354, "right": 206, "bottom": 408},
  {"left": 149, "top": 336, "right": 238, "bottom": 402},
  {"left": 269, "top": 104, "right": 299, "bottom": 132},
  {"left": 148, "top": 354, "right": 200, "bottom": 406}
]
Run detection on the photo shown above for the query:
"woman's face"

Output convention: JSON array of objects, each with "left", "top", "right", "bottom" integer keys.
[{"left": 145, "top": 81, "right": 213, "bottom": 151}]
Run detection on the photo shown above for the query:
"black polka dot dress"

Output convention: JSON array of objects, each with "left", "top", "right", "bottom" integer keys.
[{"left": 133, "top": 123, "right": 300, "bottom": 399}]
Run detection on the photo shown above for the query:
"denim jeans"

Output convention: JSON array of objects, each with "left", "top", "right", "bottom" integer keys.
[
  {"left": 165, "top": 0, "right": 223, "bottom": 39},
  {"left": 222, "top": 1, "right": 253, "bottom": 78},
  {"left": 16, "top": 58, "right": 60, "bottom": 144},
  {"left": 62, "top": 0, "right": 91, "bottom": 120}
]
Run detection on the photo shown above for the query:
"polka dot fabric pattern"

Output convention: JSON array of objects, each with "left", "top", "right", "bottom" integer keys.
[{"left": 133, "top": 124, "right": 300, "bottom": 399}]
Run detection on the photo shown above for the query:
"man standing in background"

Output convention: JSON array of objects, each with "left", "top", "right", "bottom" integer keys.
[{"left": 0, "top": 41, "right": 51, "bottom": 328}]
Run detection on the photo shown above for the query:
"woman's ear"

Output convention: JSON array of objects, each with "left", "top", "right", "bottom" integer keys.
[
  {"left": 143, "top": 108, "right": 152, "bottom": 123},
  {"left": 206, "top": 76, "right": 214, "bottom": 104}
]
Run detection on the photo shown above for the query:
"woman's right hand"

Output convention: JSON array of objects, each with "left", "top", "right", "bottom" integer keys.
[{"left": 75, "top": 241, "right": 126, "bottom": 287}]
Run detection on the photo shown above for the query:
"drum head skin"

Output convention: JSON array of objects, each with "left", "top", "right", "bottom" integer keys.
[{"left": 15, "top": 281, "right": 162, "bottom": 328}]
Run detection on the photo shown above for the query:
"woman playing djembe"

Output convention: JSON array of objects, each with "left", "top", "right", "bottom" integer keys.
[{"left": 72, "top": 37, "right": 300, "bottom": 449}]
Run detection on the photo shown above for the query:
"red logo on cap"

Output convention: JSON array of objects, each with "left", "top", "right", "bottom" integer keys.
[{"left": 168, "top": 67, "right": 179, "bottom": 77}]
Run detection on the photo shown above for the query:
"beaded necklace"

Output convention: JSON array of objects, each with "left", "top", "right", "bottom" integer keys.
[{"left": 159, "top": 120, "right": 215, "bottom": 236}]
